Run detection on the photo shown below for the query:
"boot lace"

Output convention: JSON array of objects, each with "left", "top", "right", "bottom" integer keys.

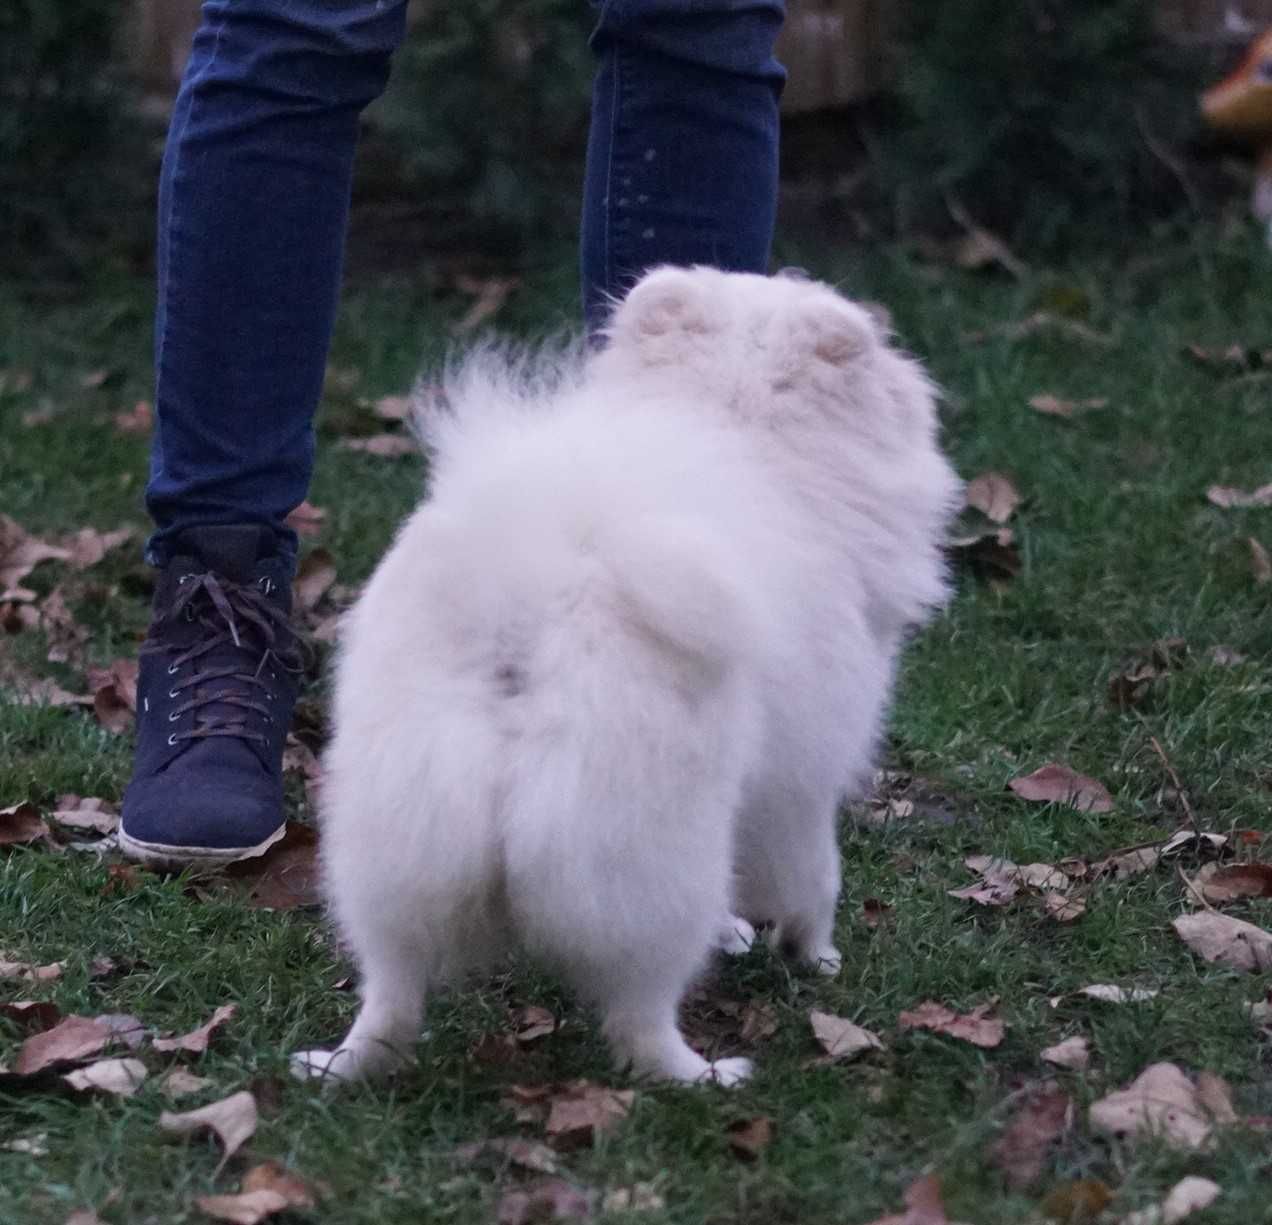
[{"left": 143, "top": 572, "right": 304, "bottom": 746}]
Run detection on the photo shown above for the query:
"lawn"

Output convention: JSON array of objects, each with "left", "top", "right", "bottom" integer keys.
[{"left": 2, "top": 223, "right": 1271, "bottom": 1225}]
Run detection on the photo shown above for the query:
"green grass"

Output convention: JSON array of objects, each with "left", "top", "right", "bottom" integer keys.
[{"left": 3, "top": 223, "right": 1272, "bottom": 1225}]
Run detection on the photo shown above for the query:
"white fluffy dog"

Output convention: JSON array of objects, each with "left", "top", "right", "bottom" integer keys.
[{"left": 294, "top": 266, "right": 961, "bottom": 1088}]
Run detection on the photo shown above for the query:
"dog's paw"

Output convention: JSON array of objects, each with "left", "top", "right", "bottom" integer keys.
[
  {"left": 704, "top": 1056, "right": 753, "bottom": 1088},
  {"left": 290, "top": 1048, "right": 353, "bottom": 1086},
  {"left": 810, "top": 945, "right": 843, "bottom": 977},
  {"left": 716, "top": 914, "right": 757, "bottom": 956}
]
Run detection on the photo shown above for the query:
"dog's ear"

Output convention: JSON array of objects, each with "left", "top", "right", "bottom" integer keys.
[
  {"left": 782, "top": 294, "right": 878, "bottom": 368},
  {"left": 610, "top": 267, "right": 720, "bottom": 352}
]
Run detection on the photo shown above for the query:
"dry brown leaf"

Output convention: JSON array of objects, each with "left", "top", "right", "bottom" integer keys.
[
  {"left": 1089, "top": 1063, "right": 1228, "bottom": 1151},
  {"left": 195, "top": 1191, "right": 291, "bottom": 1224},
  {"left": 862, "top": 898, "right": 893, "bottom": 929},
  {"left": 63, "top": 1212, "right": 107, "bottom": 1225},
  {"left": 0, "top": 801, "right": 50, "bottom": 847},
  {"left": 965, "top": 472, "right": 1021, "bottom": 524},
  {"left": 94, "top": 1013, "right": 146, "bottom": 1050},
  {"left": 372, "top": 394, "right": 412, "bottom": 422},
  {"left": 809, "top": 1009, "right": 884, "bottom": 1060},
  {"left": 62, "top": 1057, "right": 147, "bottom": 1097},
  {"left": 600, "top": 1184, "right": 664, "bottom": 1214},
  {"left": 37, "top": 588, "right": 90, "bottom": 664},
  {"left": 161, "top": 1067, "right": 216, "bottom": 1098},
  {"left": 898, "top": 1000, "right": 1005, "bottom": 1048},
  {"left": 86, "top": 658, "right": 138, "bottom": 735},
  {"left": 496, "top": 1179, "right": 592, "bottom": 1225},
  {"left": 1183, "top": 343, "right": 1271, "bottom": 374},
  {"left": 1121, "top": 1177, "right": 1221, "bottom": 1225},
  {"left": 1028, "top": 393, "right": 1109, "bottom": 419},
  {"left": 1041, "top": 1179, "right": 1113, "bottom": 1222},
  {"left": 951, "top": 222, "right": 1026, "bottom": 277},
  {"left": 544, "top": 1082, "right": 635, "bottom": 1150},
  {"left": 338, "top": 433, "right": 417, "bottom": 459},
  {"left": 0, "top": 1000, "right": 63, "bottom": 1029},
  {"left": 0, "top": 515, "right": 72, "bottom": 589},
  {"left": 79, "top": 367, "right": 116, "bottom": 390},
  {"left": 224, "top": 821, "right": 321, "bottom": 909},
  {"left": 1207, "top": 645, "right": 1247, "bottom": 667},
  {"left": 293, "top": 548, "right": 336, "bottom": 612},
  {"left": 1008, "top": 764, "right": 1113, "bottom": 813},
  {"left": 159, "top": 1089, "right": 258, "bottom": 1168},
  {"left": 1192, "top": 862, "right": 1272, "bottom": 904},
  {"left": 1, "top": 671, "right": 92, "bottom": 710},
  {"left": 112, "top": 400, "right": 153, "bottom": 434},
  {"left": 1250, "top": 536, "right": 1271, "bottom": 584},
  {"left": 863, "top": 1172, "right": 970, "bottom": 1225},
  {"left": 51, "top": 796, "right": 119, "bottom": 836},
  {"left": 1041, "top": 1035, "right": 1091, "bottom": 1071},
  {"left": 14, "top": 1015, "right": 111, "bottom": 1075},
  {"left": 61, "top": 526, "right": 133, "bottom": 569},
  {"left": 0, "top": 955, "right": 64, "bottom": 982},
  {"left": 1091, "top": 846, "right": 1161, "bottom": 880},
  {"left": 153, "top": 1003, "right": 236, "bottom": 1054},
  {"left": 946, "top": 526, "right": 1021, "bottom": 582},
  {"left": 1043, "top": 892, "right": 1087, "bottom": 924},
  {"left": 1173, "top": 911, "right": 1272, "bottom": 972},
  {"left": 513, "top": 1004, "right": 557, "bottom": 1045},
  {"left": 989, "top": 1083, "right": 1073, "bottom": 1189},
  {"left": 726, "top": 1116, "right": 774, "bottom": 1160},
  {"left": 452, "top": 274, "right": 521, "bottom": 335},
  {"left": 284, "top": 501, "right": 326, "bottom": 539},
  {"left": 455, "top": 1137, "right": 561, "bottom": 1175},
  {"left": 1205, "top": 482, "right": 1272, "bottom": 509},
  {"left": 738, "top": 1000, "right": 779, "bottom": 1043}
]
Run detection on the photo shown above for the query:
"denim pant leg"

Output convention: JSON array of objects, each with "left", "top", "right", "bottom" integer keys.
[
  {"left": 146, "top": 0, "right": 409, "bottom": 569},
  {"left": 581, "top": 0, "right": 786, "bottom": 331}
]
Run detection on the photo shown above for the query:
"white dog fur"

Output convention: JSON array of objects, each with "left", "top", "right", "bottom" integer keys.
[{"left": 293, "top": 266, "right": 962, "bottom": 1088}]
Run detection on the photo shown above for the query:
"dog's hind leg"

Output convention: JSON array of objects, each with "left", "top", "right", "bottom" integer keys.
[{"left": 291, "top": 935, "right": 426, "bottom": 1085}]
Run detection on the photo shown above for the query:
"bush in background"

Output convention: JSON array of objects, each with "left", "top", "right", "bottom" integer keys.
[
  {"left": 883, "top": 0, "right": 1207, "bottom": 248},
  {"left": 369, "top": 0, "right": 595, "bottom": 249}
]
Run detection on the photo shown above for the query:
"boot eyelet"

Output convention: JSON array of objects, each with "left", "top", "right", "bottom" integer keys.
[
  {"left": 167, "top": 732, "right": 178, "bottom": 746},
  {"left": 184, "top": 606, "right": 196, "bottom": 622},
  {"left": 168, "top": 711, "right": 179, "bottom": 722},
  {"left": 258, "top": 576, "right": 275, "bottom": 595},
  {"left": 168, "top": 688, "right": 179, "bottom": 699},
  {"left": 167, "top": 663, "right": 179, "bottom": 675}
]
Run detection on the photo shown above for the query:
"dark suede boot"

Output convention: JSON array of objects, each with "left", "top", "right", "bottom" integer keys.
[{"left": 119, "top": 525, "right": 301, "bottom": 867}]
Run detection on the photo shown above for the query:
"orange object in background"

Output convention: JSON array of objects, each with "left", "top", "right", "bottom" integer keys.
[{"left": 1202, "top": 28, "right": 1272, "bottom": 226}]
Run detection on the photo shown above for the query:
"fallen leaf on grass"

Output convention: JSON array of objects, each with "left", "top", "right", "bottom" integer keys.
[
  {"left": 338, "top": 433, "right": 416, "bottom": 458},
  {"left": 195, "top": 1161, "right": 320, "bottom": 1224},
  {"left": 601, "top": 1184, "right": 664, "bottom": 1213},
  {"left": 95, "top": 1013, "right": 146, "bottom": 1050},
  {"left": 726, "top": 1116, "right": 774, "bottom": 1160},
  {"left": 496, "top": 1180, "right": 592, "bottom": 1225},
  {"left": 224, "top": 821, "right": 321, "bottom": 909},
  {"left": 1008, "top": 764, "right": 1113, "bottom": 813},
  {"left": 964, "top": 472, "right": 1021, "bottom": 524},
  {"left": 86, "top": 658, "right": 138, "bottom": 735},
  {"left": 810, "top": 1009, "right": 885, "bottom": 1060},
  {"left": 1041, "top": 1036, "right": 1091, "bottom": 1071},
  {"left": 61, "top": 526, "right": 133, "bottom": 569},
  {"left": 1041, "top": 1179, "right": 1113, "bottom": 1222},
  {"left": 1044, "top": 892, "right": 1087, "bottom": 924},
  {"left": 1028, "top": 394, "right": 1109, "bottom": 419},
  {"left": 513, "top": 1005, "right": 557, "bottom": 1045},
  {"left": 50, "top": 796, "right": 119, "bottom": 836},
  {"left": 283, "top": 501, "right": 326, "bottom": 539},
  {"left": 1075, "top": 984, "right": 1159, "bottom": 1005},
  {"left": 14, "top": 1015, "right": 111, "bottom": 1075},
  {"left": 738, "top": 1000, "right": 779, "bottom": 1043},
  {"left": 154, "top": 1003, "right": 236, "bottom": 1054},
  {"left": 1121, "top": 1177, "right": 1221, "bottom": 1225},
  {"left": 1207, "top": 645, "right": 1247, "bottom": 666},
  {"left": 0, "top": 1000, "right": 63, "bottom": 1029},
  {"left": 159, "top": 1089, "right": 258, "bottom": 1168},
  {"left": 452, "top": 274, "right": 521, "bottom": 335},
  {"left": 293, "top": 549, "right": 336, "bottom": 613},
  {"left": 898, "top": 1000, "right": 1005, "bottom": 1048},
  {"left": 1173, "top": 912, "right": 1272, "bottom": 972},
  {"left": 0, "top": 515, "right": 71, "bottom": 589},
  {"left": 37, "top": 587, "right": 90, "bottom": 664},
  {"left": 862, "top": 898, "right": 893, "bottom": 928},
  {"left": 1, "top": 670, "right": 92, "bottom": 710},
  {"left": 101, "top": 863, "right": 144, "bottom": 896},
  {"left": 1250, "top": 537, "right": 1271, "bottom": 584},
  {"left": 62, "top": 1057, "right": 147, "bottom": 1097},
  {"left": 455, "top": 1137, "right": 561, "bottom": 1175},
  {"left": 372, "top": 394, "right": 412, "bottom": 422},
  {"left": 1184, "top": 343, "right": 1271, "bottom": 375},
  {"left": 0, "top": 802, "right": 51, "bottom": 847},
  {"left": 863, "top": 1172, "right": 972, "bottom": 1225},
  {"left": 112, "top": 400, "right": 152, "bottom": 434},
  {"left": 1189, "top": 862, "right": 1272, "bottom": 904},
  {"left": 1089, "top": 1063, "right": 1228, "bottom": 1151},
  {"left": 545, "top": 1083, "right": 635, "bottom": 1150},
  {"left": 990, "top": 1083, "right": 1073, "bottom": 1189},
  {"left": 1205, "top": 482, "right": 1272, "bottom": 509},
  {"left": 0, "top": 954, "right": 64, "bottom": 981},
  {"left": 946, "top": 526, "right": 1021, "bottom": 582},
  {"left": 162, "top": 1067, "right": 216, "bottom": 1098}
]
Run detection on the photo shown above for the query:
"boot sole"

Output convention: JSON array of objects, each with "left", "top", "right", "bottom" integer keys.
[{"left": 117, "top": 822, "right": 287, "bottom": 869}]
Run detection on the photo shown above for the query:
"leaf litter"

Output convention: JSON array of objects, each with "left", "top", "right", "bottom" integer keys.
[
  {"left": 195, "top": 1161, "right": 322, "bottom": 1224},
  {"left": 809, "top": 1009, "right": 884, "bottom": 1061},
  {"left": 158, "top": 1089, "right": 259, "bottom": 1170},
  {"left": 153, "top": 1003, "right": 237, "bottom": 1054},
  {"left": 1008, "top": 764, "right": 1113, "bottom": 812},
  {"left": 897, "top": 1000, "right": 1005, "bottom": 1048},
  {"left": 1089, "top": 1063, "right": 1237, "bottom": 1151},
  {"left": 989, "top": 1082, "right": 1073, "bottom": 1189}
]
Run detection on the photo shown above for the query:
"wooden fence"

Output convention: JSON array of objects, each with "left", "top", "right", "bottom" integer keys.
[{"left": 132, "top": 0, "right": 1272, "bottom": 112}]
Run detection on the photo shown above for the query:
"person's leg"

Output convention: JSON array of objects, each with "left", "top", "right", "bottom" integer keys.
[
  {"left": 580, "top": 0, "right": 786, "bottom": 331},
  {"left": 147, "top": 0, "right": 409, "bottom": 570},
  {"left": 122, "top": 0, "right": 407, "bottom": 866}
]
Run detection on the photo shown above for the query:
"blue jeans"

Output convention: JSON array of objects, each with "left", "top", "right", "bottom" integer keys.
[{"left": 146, "top": 0, "right": 786, "bottom": 567}]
